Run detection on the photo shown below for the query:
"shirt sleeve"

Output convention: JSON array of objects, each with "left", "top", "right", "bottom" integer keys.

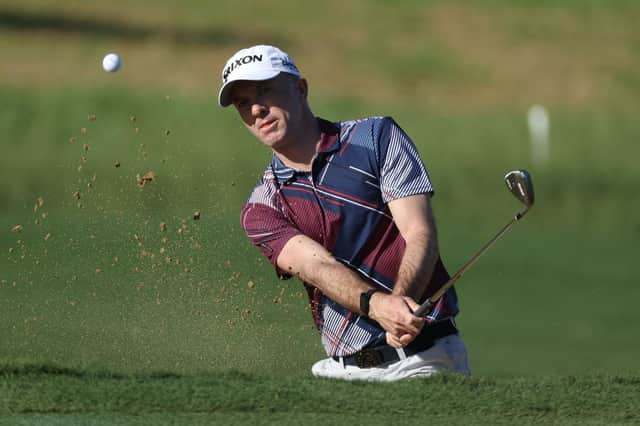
[
  {"left": 378, "top": 117, "right": 434, "bottom": 203},
  {"left": 240, "top": 184, "right": 302, "bottom": 279}
]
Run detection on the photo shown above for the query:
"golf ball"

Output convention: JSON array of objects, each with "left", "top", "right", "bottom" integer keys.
[{"left": 102, "top": 53, "right": 121, "bottom": 72}]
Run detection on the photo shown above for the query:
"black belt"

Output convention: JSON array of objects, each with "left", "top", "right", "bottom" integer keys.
[{"left": 333, "top": 319, "right": 458, "bottom": 369}]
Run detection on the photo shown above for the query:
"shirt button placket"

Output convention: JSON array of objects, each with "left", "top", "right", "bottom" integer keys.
[{"left": 308, "top": 171, "right": 327, "bottom": 244}]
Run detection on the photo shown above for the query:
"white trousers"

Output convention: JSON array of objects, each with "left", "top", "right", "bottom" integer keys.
[{"left": 311, "top": 333, "right": 471, "bottom": 382}]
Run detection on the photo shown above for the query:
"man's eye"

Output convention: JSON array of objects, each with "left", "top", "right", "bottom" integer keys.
[{"left": 236, "top": 100, "right": 249, "bottom": 109}]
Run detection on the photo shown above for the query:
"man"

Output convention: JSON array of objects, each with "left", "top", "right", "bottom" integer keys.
[{"left": 218, "top": 45, "right": 470, "bottom": 381}]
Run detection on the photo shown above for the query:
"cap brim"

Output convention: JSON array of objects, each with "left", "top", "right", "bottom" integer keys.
[{"left": 218, "top": 69, "right": 282, "bottom": 107}]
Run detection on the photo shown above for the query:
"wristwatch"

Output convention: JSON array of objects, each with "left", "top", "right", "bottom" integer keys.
[{"left": 359, "top": 289, "right": 379, "bottom": 317}]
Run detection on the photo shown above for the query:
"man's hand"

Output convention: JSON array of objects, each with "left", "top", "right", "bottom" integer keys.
[{"left": 368, "top": 293, "right": 425, "bottom": 348}]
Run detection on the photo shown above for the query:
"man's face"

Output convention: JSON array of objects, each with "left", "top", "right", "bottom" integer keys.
[{"left": 230, "top": 74, "right": 306, "bottom": 150}]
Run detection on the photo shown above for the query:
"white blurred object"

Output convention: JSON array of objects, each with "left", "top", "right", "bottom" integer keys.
[
  {"left": 102, "top": 53, "right": 122, "bottom": 73},
  {"left": 527, "top": 104, "right": 550, "bottom": 166}
]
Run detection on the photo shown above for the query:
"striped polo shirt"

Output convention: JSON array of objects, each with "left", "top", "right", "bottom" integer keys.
[{"left": 241, "top": 116, "right": 459, "bottom": 357}]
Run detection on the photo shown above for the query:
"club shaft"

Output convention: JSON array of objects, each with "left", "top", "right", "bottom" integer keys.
[{"left": 414, "top": 207, "right": 529, "bottom": 318}]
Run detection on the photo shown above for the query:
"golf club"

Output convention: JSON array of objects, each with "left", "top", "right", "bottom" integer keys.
[{"left": 414, "top": 170, "right": 535, "bottom": 317}]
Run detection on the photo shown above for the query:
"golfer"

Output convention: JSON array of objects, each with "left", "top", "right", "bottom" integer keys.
[{"left": 218, "top": 45, "right": 470, "bottom": 381}]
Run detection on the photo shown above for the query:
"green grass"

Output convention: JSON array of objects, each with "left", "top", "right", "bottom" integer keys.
[{"left": 1, "top": 365, "right": 639, "bottom": 425}]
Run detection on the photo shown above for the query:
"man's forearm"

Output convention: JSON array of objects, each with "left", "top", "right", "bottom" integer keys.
[
  {"left": 392, "top": 228, "right": 439, "bottom": 301},
  {"left": 278, "top": 235, "right": 374, "bottom": 314},
  {"left": 300, "top": 256, "right": 374, "bottom": 315}
]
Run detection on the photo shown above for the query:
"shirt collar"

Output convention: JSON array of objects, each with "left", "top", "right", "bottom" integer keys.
[
  {"left": 270, "top": 117, "right": 341, "bottom": 186},
  {"left": 316, "top": 117, "right": 341, "bottom": 153}
]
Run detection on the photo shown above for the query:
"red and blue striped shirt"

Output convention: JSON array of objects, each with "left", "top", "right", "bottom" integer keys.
[{"left": 241, "top": 116, "right": 459, "bottom": 357}]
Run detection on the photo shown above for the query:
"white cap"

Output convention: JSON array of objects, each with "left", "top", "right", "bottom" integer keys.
[{"left": 218, "top": 45, "right": 301, "bottom": 107}]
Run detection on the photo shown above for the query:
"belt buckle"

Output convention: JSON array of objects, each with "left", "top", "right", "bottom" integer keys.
[{"left": 355, "top": 348, "right": 383, "bottom": 368}]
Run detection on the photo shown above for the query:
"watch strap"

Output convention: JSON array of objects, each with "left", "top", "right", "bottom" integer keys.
[{"left": 359, "top": 289, "right": 379, "bottom": 317}]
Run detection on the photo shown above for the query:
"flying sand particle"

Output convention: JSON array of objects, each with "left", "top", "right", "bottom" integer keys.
[
  {"left": 137, "top": 171, "right": 156, "bottom": 188},
  {"left": 11, "top": 225, "right": 23, "bottom": 233}
]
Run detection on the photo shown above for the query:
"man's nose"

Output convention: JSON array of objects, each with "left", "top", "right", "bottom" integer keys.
[{"left": 251, "top": 102, "right": 268, "bottom": 118}]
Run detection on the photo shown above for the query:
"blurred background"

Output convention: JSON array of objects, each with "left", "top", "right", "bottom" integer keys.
[{"left": 1, "top": 0, "right": 639, "bottom": 377}]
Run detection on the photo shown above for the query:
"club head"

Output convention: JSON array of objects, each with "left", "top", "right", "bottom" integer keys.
[{"left": 505, "top": 169, "right": 535, "bottom": 208}]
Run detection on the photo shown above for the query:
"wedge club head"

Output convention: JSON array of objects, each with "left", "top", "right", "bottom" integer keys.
[{"left": 505, "top": 169, "right": 535, "bottom": 217}]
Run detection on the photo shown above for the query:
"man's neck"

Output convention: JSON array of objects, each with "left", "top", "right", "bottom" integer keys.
[{"left": 273, "top": 115, "right": 320, "bottom": 171}]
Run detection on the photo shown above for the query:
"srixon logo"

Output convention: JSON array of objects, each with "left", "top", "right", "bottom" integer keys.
[{"left": 223, "top": 54, "right": 263, "bottom": 82}]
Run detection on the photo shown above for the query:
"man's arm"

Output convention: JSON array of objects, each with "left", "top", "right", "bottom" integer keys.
[
  {"left": 388, "top": 193, "right": 440, "bottom": 301},
  {"left": 277, "top": 235, "right": 424, "bottom": 342},
  {"left": 384, "top": 193, "right": 440, "bottom": 347}
]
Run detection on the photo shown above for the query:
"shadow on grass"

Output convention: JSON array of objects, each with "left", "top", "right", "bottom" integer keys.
[
  {"left": 0, "top": 7, "right": 286, "bottom": 47},
  {"left": 0, "top": 362, "right": 184, "bottom": 380}
]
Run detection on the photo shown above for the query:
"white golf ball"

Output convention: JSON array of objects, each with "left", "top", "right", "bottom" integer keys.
[{"left": 102, "top": 53, "right": 121, "bottom": 73}]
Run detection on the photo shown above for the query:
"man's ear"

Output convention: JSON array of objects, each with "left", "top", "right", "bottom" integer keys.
[{"left": 296, "top": 78, "right": 309, "bottom": 99}]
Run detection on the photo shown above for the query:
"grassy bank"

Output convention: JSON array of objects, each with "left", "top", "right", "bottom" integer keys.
[
  {"left": 2, "top": 87, "right": 639, "bottom": 378},
  {"left": 1, "top": 365, "right": 639, "bottom": 425},
  {"left": 2, "top": 87, "right": 639, "bottom": 226},
  {"left": 2, "top": 214, "right": 639, "bottom": 377}
]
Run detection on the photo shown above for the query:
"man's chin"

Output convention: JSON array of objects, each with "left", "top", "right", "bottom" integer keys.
[{"left": 261, "top": 134, "right": 285, "bottom": 149}]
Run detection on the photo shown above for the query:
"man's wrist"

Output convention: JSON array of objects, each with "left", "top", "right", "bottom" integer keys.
[{"left": 359, "top": 289, "right": 379, "bottom": 317}]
